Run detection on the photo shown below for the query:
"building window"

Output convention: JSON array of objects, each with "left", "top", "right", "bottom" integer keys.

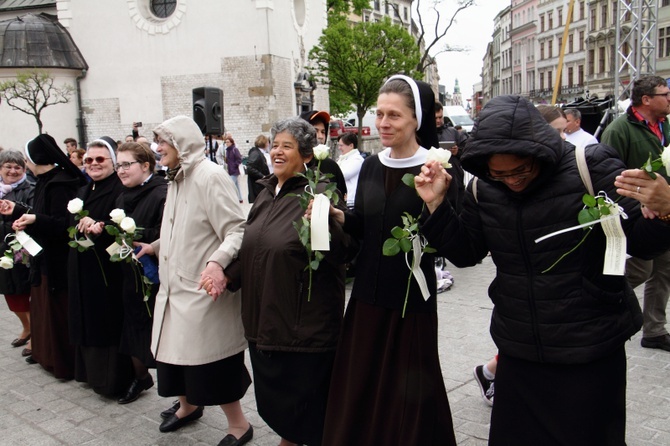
[
  {"left": 579, "top": 31, "right": 585, "bottom": 51},
  {"left": 590, "top": 8, "right": 596, "bottom": 30},
  {"left": 150, "top": 0, "right": 176, "bottom": 18},
  {"left": 548, "top": 71, "right": 553, "bottom": 90},
  {"left": 548, "top": 11, "right": 553, "bottom": 29},
  {"left": 558, "top": 37, "right": 562, "bottom": 54},
  {"left": 588, "top": 50, "right": 594, "bottom": 75},
  {"left": 660, "top": 27, "right": 670, "bottom": 58},
  {"left": 540, "top": 72, "right": 545, "bottom": 90},
  {"left": 578, "top": 65, "right": 584, "bottom": 85},
  {"left": 374, "top": 0, "right": 380, "bottom": 11},
  {"left": 548, "top": 39, "right": 553, "bottom": 58},
  {"left": 612, "top": 0, "right": 617, "bottom": 24},
  {"left": 601, "top": 4, "right": 607, "bottom": 27},
  {"left": 558, "top": 8, "right": 563, "bottom": 27},
  {"left": 569, "top": 34, "right": 574, "bottom": 53},
  {"left": 385, "top": 2, "right": 389, "bottom": 15},
  {"left": 540, "top": 14, "right": 545, "bottom": 32},
  {"left": 540, "top": 42, "right": 545, "bottom": 60},
  {"left": 599, "top": 47, "right": 606, "bottom": 73},
  {"left": 568, "top": 66, "right": 574, "bottom": 87},
  {"left": 579, "top": 1, "right": 585, "bottom": 20},
  {"left": 663, "top": 0, "right": 670, "bottom": 6},
  {"left": 404, "top": 6, "right": 408, "bottom": 20}
]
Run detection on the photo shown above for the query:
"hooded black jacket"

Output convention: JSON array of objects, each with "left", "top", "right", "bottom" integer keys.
[{"left": 422, "top": 95, "right": 670, "bottom": 364}]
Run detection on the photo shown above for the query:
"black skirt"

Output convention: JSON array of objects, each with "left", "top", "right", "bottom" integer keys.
[
  {"left": 156, "top": 351, "right": 251, "bottom": 406},
  {"left": 249, "top": 342, "right": 335, "bottom": 446},
  {"left": 322, "top": 299, "right": 456, "bottom": 446},
  {"left": 490, "top": 348, "right": 627, "bottom": 446}
]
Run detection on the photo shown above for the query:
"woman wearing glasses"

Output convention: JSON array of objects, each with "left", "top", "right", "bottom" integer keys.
[
  {"left": 0, "top": 134, "right": 86, "bottom": 378},
  {"left": 114, "top": 142, "right": 166, "bottom": 403},
  {"left": 416, "top": 95, "right": 670, "bottom": 445},
  {"left": 68, "top": 137, "right": 132, "bottom": 396}
]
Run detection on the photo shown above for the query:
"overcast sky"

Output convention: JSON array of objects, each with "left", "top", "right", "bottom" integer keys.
[{"left": 415, "top": 0, "right": 511, "bottom": 98}]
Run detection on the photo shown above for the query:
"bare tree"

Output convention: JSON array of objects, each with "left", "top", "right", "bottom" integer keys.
[
  {"left": 413, "top": 0, "right": 476, "bottom": 74},
  {"left": 0, "top": 69, "right": 74, "bottom": 134}
]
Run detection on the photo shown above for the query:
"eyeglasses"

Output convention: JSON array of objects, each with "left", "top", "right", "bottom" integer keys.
[
  {"left": 646, "top": 92, "right": 670, "bottom": 99},
  {"left": 115, "top": 161, "right": 140, "bottom": 171},
  {"left": 487, "top": 159, "right": 535, "bottom": 181},
  {"left": 1, "top": 164, "right": 23, "bottom": 171},
  {"left": 84, "top": 156, "right": 112, "bottom": 165}
]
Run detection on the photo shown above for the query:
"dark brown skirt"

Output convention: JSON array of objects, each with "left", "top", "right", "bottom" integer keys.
[
  {"left": 490, "top": 348, "right": 627, "bottom": 446},
  {"left": 156, "top": 351, "right": 251, "bottom": 406},
  {"left": 4, "top": 293, "right": 30, "bottom": 312},
  {"left": 30, "top": 277, "right": 75, "bottom": 380},
  {"left": 322, "top": 299, "right": 456, "bottom": 446},
  {"left": 249, "top": 343, "right": 335, "bottom": 446}
]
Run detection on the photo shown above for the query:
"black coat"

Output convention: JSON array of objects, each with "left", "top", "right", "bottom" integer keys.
[
  {"left": 0, "top": 178, "right": 34, "bottom": 295},
  {"left": 422, "top": 95, "right": 670, "bottom": 364},
  {"left": 115, "top": 175, "right": 167, "bottom": 327},
  {"left": 246, "top": 146, "right": 269, "bottom": 203},
  {"left": 68, "top": 174, "right": 125, "bottom": 347},
  {"left": 16, "top": 168, "right": 84, "bottom": 292}
]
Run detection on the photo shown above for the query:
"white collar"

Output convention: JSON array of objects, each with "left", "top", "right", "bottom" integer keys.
[{"left": 378, "top": 146, "right": 427, "bottom": 168}]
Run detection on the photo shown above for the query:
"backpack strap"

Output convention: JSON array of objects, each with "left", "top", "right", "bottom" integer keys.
[
  {"left": 575, "top": 145, "right": 594, "bottom": 196},
  {"left": 472, "top": 176, "right": 479, "bottom": 203}
]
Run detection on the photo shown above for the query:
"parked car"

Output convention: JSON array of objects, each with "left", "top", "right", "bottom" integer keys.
[
  {"left": 329, "top": 119, "right": 371, "bottom": 139},
  {"left": 443, "top": 105, "right": 475, "bottom": 133}
]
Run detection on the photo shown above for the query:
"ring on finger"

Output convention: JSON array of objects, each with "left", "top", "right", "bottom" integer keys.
[{"left": 636, "top": 186, "right": 641, "bottom": 193}]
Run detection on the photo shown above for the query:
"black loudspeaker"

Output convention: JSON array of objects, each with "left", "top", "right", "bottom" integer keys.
[{"left": 192, "top": 87, "right": 223, "bottom": 135}]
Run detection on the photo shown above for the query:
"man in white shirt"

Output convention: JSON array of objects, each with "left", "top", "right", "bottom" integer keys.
[
  {"left": 564, "top": 109, "right": 599, "bottom": 148},
  {"left": 336, "top": 132, "right": 364, "bottom": 209}
]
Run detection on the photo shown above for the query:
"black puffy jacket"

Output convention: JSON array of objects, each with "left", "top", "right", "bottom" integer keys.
[{"left": 422, "top": 95, "right": 670, "bottom": 364}]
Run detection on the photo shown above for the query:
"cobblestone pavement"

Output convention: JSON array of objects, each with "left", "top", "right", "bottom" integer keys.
[{"left": 1, "top": 256, "right": 669, "bottom": 445}]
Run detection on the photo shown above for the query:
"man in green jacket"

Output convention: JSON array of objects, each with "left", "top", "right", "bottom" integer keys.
[{"left": 602, "top": 75, "right": 670, "bottom": 352}]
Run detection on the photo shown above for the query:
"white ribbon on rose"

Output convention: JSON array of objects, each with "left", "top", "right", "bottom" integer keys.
[
  {"left": 14, "top": 230, "right": 42, "bottom": 256},
  {"left": 407, "top": 236, "right": 431, "bottom": 301},
  {"left": 310, "top": 193, "right": 331, "bottom": 251}
]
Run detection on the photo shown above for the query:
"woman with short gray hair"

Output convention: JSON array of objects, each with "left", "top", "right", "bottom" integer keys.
[{"left": 237, "top": 117, "right": 353, "bottom": 446}]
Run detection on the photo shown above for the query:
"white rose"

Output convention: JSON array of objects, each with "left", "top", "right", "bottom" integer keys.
[
  {"left": 67, "top": 198, "right": 84, "bottom": 214},
  {"left": 313, "top": 144, "right": 330, "bottom": 161},
  {"left": 109, "top": 208, "right": 126, "bottom": 225},
  {"left": 426, "top": 147, "right": 452, "bottom": 169},
  {"left": 119, "top": 217, "right": 136, "bottom": 234},
  {"left": 662, "top": 145, "right": 670, "bottom": 170},
  {"left": 0, "top": 256, "right": 14, "bottom": 270}
]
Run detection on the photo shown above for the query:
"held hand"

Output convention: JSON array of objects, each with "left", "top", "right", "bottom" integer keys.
[
  {"left": 12, "top": 213, "right": 36, "bottom": 231},
  {"left": 198, "top": 261, "right": 227, "bottom": 301},
  {"left": 415, "top": 160, "right": 451, "bottom": 213},
  {"left": 615, "top": 169, "right": 670, "bottom": 216},
  {"left": 0, "top": 200, "right": 15, "bottom": 216},
  {"left": 133, "top": 242, "right": 154, "bottom": 259},
  {"left": 87, "top": 221, "right": 105, "bottom": 235},
  {"left": 77, "top": 216, "right": 96, "bottom": 233}
]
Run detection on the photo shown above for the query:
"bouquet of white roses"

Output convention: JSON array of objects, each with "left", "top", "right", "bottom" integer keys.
[{"left": 105, "top": 209, "right": 154, "bottom": 315}]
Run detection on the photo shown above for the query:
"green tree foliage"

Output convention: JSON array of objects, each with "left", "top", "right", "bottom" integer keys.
[
  {"left": 327, "top": 0, "right": 369, "bottom": 15},
  {"left": 308, "top": 16, "right": 421, "bottom": 140},
  {"left": 0, "top": 69, "right": 74, "bottom": 134}
]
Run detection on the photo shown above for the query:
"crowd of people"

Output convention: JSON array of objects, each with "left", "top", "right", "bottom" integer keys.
[{"left": 1, "top": 74, "right": 670, "bottom": 446}]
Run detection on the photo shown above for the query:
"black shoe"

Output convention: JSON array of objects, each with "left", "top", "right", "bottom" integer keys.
[
  {"left": 473, "top": 365, "right": 494, "bottom": 406},
  {"left": 118, "top": 375, "right": 154, "bottom": 405},
  {"left": 217, "top": 424, "right": 253, "bottom": 446},
  {"left": 160, "top": 400, "right": 180, "bottom": 419},
  {"left": 159, "top": 406, "right": 204, "bottom": 433},
  {"left": 25, "top": 355, "right": 37, "bottom": 364},
  {"left": 641, "top": 334, "right": 670, "bottom": 352}
]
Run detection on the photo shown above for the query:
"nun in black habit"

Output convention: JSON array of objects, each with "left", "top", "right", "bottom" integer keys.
[
  {"left": 322, "top": 76, "right": 457, "bottom": 445},
  {"left": 0, "top": 134, "right": 87, "bottom": 379},
  {"left": 67, "top": 137, "right": 133, "bottom": 396}
]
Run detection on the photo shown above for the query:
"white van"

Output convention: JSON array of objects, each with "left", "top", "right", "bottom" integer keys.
[
  {"left": 443, "top": 106, "right": 475, "bottom": 133},
  {"left": 345, "top": 109, "right": 379, "bottom": 136}
]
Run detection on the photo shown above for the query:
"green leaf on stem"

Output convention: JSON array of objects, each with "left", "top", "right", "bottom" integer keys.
[
  {"left": 402, "top": 173, "right": 415, "bottom": 188},
  {"left": 382, "top": 238, "right": 401, "bottom": 256}
]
